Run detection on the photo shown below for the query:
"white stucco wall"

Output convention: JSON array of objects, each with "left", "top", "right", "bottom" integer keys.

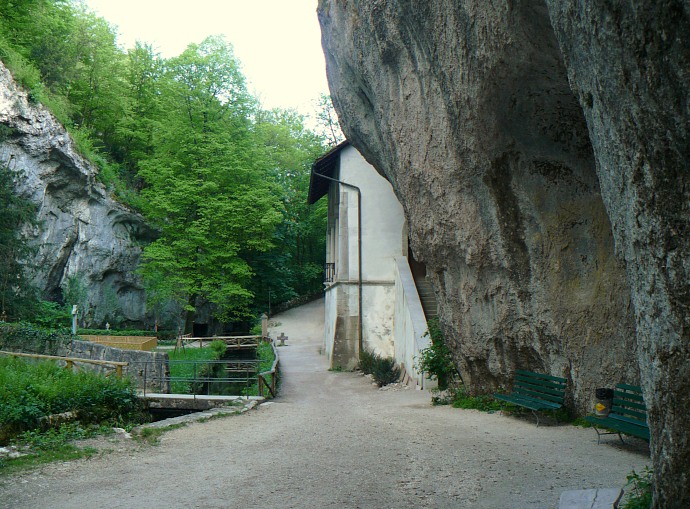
[
  {"left": 323, "top": 284, "right": 338, "bottom": 362},
  {"left": 322, "top": 145, "right": 407, "bottom": 367},
  {"left": 362, "top": 283, "right": 396, "bottom": 358},
  {"left": 338, "top": 145, "right": 406, "bottom": 282}
]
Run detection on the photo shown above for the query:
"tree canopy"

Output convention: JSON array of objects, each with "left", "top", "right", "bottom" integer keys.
[{"left": 0, "top": 1, "right": 340, "bottom": 328}]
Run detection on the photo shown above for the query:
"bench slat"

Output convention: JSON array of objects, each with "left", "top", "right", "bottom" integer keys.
[
  {"left": 514, "top": 386, "right": 564, "bottom": 404},
  {"left": 514, "top": 381, "right": 566, "bottom": 398},
  {"left": 494, "top": 370, "right": 567, "bottom": 423}
]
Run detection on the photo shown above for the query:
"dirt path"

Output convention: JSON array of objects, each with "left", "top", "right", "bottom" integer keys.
[{"left": 1, "top": 299, "right": 649, "bottom": 508}]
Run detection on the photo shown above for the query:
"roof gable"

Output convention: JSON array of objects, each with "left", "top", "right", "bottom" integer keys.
[{"left": 307, "top": 140, "right": 350, "bottom": 204}]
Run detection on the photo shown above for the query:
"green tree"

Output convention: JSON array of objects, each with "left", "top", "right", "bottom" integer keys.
[
  {"left": 315, "top": 93, "right": 344, "bottom": 148},
  {"left": 137, "top": 37, "right": 282, "bottom": 329},
  {"left": 251, "top": 109, "right": 328, "bottom": 311},
  {"left": 0, "top": 161, "right": 39, "bottom": 320}
]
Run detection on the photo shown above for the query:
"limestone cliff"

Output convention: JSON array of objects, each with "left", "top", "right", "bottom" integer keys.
[
  {"left": 0, "top": 62, "right": 151, "bottom": 326},
  {"left": 318, "top": 1, "right": 688, "bottom": 506}
]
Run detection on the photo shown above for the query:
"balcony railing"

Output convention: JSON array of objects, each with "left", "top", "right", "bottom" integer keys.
[{"left": 324, "top": 262, "right": 335, "bottom": 283}]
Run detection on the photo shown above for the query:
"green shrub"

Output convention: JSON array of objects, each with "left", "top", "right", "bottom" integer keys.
[
  {"left": 358, "top": 348, "right": 376, "bottom": 375},
  {"left": 167, "top": 341, "right": 227, "bottom": 394},
  {"left": 358, "top": 349, "right": 400, "bottom": 387},
  {"left": 450, "top": 386, "right": 502, "bottom": 412},
  {"left": 416, "top": 318, "right": 458, "bottom": 390},
  {"left": 30, "top": 301, "right": 71, "bottom": 329},
  {"left": 621, "top": 468, "right": 653, "bottom": 509},
  {"left": 77, "top": 328, "right": 157, "bottom": 337},
  {"left": 0, "top": 356, "right": 140, "bottom": 443},
  {"left": 372, "top": 356, "right": 400, "bottom": 387},
  {"left": 0, "top": 322, "right": 72, "bottom": 356}
]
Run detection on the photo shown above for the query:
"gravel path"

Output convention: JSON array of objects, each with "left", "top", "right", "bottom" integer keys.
[{"left": 0, "top": 299, "right": 649, "bottom": 508}]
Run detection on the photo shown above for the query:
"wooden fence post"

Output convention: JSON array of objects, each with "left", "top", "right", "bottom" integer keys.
[{"left": 261, "top": 313, "right": 268, "bottom": 340}]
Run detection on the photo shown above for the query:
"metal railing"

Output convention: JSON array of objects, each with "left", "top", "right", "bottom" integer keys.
[
  {"left": 324, "top": 262, "right": 336, "bottom": 283},
  {"left": 0, "top": 350, "right": 128, "bottom": 378},
  {"left": 134, "top": 359, "right": 261, "bottom": 397}
]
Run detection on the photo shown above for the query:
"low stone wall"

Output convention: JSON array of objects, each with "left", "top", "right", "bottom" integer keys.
[
  {"left": 0, "top": 324, "right": 169, "bottom": 392},
  {"left": 57, "top": 340, "right": 169, "bottom": 392}
]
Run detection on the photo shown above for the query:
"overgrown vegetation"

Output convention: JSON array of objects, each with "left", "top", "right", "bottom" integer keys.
[
  {"left": 358, "top": 349, "right": 401, "bottom": 387},
  {"left": 0, "top": 1, "right": 336, "bottom": 328},
  {"left": 448, "top": 387, "right": 503, "bottom": 412},
  {"left": 620, "top": 468, "right": 653, "bottom": 509},
  {"left": 415, "top": 318, "right": 458, "bottom": 390},
  {"left": 0, "top": 321, "right": 71, "bottom": 355},
  {"left": 0, "top": 356, "right": 143, "bottom": 445},
  {"left": 167, "top": 340, "right": 227, "bottom": 394},
  {"left": 0, "top": 422, "right": 103, "bottom": 475}
]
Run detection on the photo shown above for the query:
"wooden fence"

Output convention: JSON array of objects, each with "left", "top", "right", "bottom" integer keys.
[
  {"left": 258, "top": 340, "right": 280, "bottom": 398},
  {"left": 0, "top": 350, "right": 128, "bottom": 378},
  {"left": 79, "top": 335, "right": 158, "bottom": 351}
]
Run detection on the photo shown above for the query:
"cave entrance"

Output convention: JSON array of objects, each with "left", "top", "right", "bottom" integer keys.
[{"left": 192, "top": 322, "right": 208, "bottom": 337}]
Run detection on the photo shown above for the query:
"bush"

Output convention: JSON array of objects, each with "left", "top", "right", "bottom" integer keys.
[
  {"left": 371, "top": 355, "right": 401, "bottom": 387},
  {"left": 416, "top": 317, "right": 458, "bottom": 390},
  {"left": 357, "top": 349, "right": 377, "bottom": 375},
  {"left": 0, "top": 356, "right": 140, "bottom": 443},
  {"left": 358, "top": 349, "right": 400, "bottom": 387},
  {"left": 450, "top": 386, "right": 502, "bottom": 411}
]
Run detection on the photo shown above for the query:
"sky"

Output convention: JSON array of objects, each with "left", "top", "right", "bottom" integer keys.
[{"left": 84, "top": 0, "right": 330, "bottom": 117}]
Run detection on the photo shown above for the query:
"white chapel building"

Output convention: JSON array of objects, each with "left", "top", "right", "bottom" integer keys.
[{"left": 308, "top": 141, "right": 436, "bottom": 388}]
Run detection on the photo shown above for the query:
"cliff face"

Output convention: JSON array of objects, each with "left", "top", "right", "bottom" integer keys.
[
  {"left": 0, "top": 62, "right": 150, "bottom": 326},
  {"left": 318, "top": 1, "right": 688, "bottom": 506}
]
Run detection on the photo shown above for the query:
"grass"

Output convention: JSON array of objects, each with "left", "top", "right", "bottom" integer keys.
[
  {"left": 0, "top": 423, "right": 111, "bottom": 475},
  {"left": 135, "top": 423, "right": 187, "bottom": 446},
  {"left": 244, "top": 341, "right": 278, "bottom": 397},
  {"left": 0, "top": 355, "right": 146, "bottom": 475},
  {"left": 450, "top": 388, "right": 503, "bottom": 412},
  {"left": 0, "top": 356, "right": 141, "bottom": 441},
  {"left": 620, "top": 468, "right": 653, "bottom": 509},
  {"left": 167, "top": 341, "right": 227, "bottom": 394}
]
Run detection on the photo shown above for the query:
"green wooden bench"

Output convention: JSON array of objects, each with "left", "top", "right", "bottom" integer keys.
[
  {"left": 493, "top": 370, "right": 567, "bottom": 426},
  {"left": 585, "top": 384, "right": 649, "bottom": 444}
]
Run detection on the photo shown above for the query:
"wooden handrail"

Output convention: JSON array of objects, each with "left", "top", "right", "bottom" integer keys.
[
  {"left": 257, "top": 340, "right": 280, "bottom": 398},
  {"left": 0, "top": 350, "right": 128, "bottom": 378}
]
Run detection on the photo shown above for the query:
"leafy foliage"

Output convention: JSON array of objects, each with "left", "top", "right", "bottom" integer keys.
[
  {"left": 167, "top": 340, "right": 227, "bottom": 394},
  {"left": 0, "top": 164, "right": 39, "bottom": 321},
  {"left": 358, "top": 349, "right": 400, "bottom": 387},
  {"left": 0, "top": 356, "right": 140, "bottom": 442},
  {"left": 357, "top": 348, "right": 377, "bottom": 375},
  {"left": 416, "top": 318, "right": 458, "bottom": 390},
  {"left": 621, "top": 468, "right": 653, "bottom": 509},
  {"left": 0, "top": 322, "right": 72, "bottom": 356},
  {"left": 449, "top": 387, "right": 503, "bottom": 411},
  {"left": 0, "top": 4, "right": 331, "bottom": 329}
]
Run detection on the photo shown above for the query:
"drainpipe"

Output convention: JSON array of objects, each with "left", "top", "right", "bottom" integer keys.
[{"left": 311, "top": 171, "right": 363, "bottom": 355}]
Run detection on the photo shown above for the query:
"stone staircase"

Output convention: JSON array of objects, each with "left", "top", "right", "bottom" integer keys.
[{"left": 414, "top": 277, "right": 438, "bottom": 320}]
